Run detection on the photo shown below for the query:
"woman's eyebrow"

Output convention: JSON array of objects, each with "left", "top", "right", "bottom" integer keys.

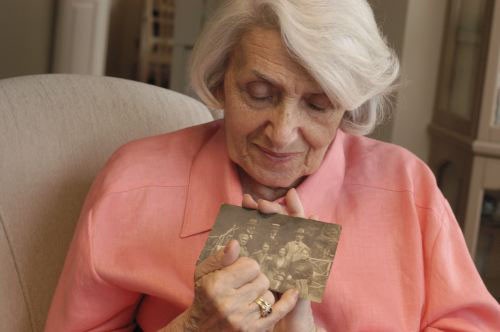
[
  {"left": 251, "top": 70, "right": 282, "bottom": 88},
  {"left": 251, "top": 69, "right": 324, "bottom": 95}
]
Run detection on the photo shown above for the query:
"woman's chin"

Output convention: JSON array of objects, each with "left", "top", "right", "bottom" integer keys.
[
  {"left": 250, "top": 170, "right": 303, "bottom": 191},
  {"left": 236, "top": 160, "right": 305, "bottom": 193}
]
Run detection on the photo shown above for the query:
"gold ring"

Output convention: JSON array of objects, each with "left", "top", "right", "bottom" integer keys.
[{"left": 255, "top": 297, "right": 272, "bottom": 318}]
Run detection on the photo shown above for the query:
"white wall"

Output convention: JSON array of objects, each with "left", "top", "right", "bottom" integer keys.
[
  {"left": 391, "top": 0, "right": 447, "bottom": 161},
  {"left": 368, "top": 0, "right": 409, "bottom": 143},
  {"left": 0, "top": 0, "right": 55, "bottom": 79},
  {"left": 369, "top": 0, "right": 447, "bottom": 161}
]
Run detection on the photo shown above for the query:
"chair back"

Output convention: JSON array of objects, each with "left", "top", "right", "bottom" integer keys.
[{"left": 0, "top": 74, "right": 213, "bottom": 331}]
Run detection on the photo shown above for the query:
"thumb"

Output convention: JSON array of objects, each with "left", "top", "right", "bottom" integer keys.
[
  {"left": 283, "top": 297, "right": 315, "bottom": 330},
  {"left": 195, "top": 240, "right": 240, "bottom": 280},
  {"left": 294, "top": 298, "right": 312, "bottom": 313}
]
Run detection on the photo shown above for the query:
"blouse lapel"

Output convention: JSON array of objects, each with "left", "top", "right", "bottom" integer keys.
[{"left": 180, "top": 122, "right": 243, "bottom": 238}]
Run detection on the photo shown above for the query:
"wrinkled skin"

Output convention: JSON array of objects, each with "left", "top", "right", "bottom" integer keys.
[{"left": 222, "top": 27, "right": 345, "bottom": 200}]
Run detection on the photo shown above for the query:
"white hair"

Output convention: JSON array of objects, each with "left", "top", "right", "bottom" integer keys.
[{"left": 189, "top": 0, "right": 399, "bottom": 135}]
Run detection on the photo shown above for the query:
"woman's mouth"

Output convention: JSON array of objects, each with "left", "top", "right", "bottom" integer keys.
[{"left": 255, "top": 144, "right": 302, "bottom": 162}]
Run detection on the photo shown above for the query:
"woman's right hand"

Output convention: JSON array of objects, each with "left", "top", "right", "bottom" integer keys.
[{"left": 177, "top": 240, "right": 300, "bottom": 331}]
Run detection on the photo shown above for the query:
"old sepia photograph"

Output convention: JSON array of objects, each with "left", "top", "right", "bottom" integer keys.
[{"left": 198, "top": 204, "right": 342, "bottom": 302}]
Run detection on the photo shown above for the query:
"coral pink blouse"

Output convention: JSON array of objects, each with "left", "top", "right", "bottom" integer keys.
[{"left": 45, "top": 120, "right": 500, "bottom": 331}]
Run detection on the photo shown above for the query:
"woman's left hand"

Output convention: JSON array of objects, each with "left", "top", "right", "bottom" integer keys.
[{"left": 242, "top": 188, "right": 322, "bottom": 332}]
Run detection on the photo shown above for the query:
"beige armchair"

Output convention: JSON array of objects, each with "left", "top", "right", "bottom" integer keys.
[{"left": 0, "top": 74, "right": 213, "bottom": 331}]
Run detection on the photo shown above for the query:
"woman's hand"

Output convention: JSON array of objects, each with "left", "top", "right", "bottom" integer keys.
[
  {"left": 242, "top": 188, "right": 322, "bottom": 332},
  {"left": 242, "top": 188, "right": 306, "bottom": 217},
  {"left": 161, "top": 240, "right": 300, "bottom": 331}
]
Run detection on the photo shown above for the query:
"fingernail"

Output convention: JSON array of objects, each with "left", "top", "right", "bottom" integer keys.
[
  {"left": 224, "top": 242, "right": 231, "bottom": 254},
  {"left": 292, "top": 289, "right": 299, "bottom": 299}
]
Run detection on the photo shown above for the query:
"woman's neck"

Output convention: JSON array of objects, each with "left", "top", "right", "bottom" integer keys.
[{"left": 238, "top": 167, "right": 303, "bottom": 202}]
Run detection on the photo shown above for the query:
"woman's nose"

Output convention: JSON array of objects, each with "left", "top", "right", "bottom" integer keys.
[{"left": 264, "top": 101, "right": 300, "bottom": 149}]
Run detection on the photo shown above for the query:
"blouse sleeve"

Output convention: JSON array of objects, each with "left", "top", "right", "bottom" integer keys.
[
  {"left": 421, "top": 198, "right": 500, "bottom": 331},
  {"left": 44, "top": 199, "right": 142, "bottom": 331}
]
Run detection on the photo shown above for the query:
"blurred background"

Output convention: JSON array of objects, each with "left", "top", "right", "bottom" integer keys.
[{"left": 0, "top": 0, "right": 499, "bottom": 301}]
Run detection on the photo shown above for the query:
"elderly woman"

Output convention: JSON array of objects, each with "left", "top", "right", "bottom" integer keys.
[{"left": 46, "top": 0, "right": 500, "bottom": 331}]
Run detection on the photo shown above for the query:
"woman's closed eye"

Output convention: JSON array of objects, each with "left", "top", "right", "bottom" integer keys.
[
  {"left": 305, "top": 94, "right": 332, "bottom": 112},
  {"left": 246, "top": 81, "right": 274, "bottom": 101}
]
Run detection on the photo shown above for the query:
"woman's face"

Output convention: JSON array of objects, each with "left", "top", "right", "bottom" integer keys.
[
  {"left": 238, "top": 233, "right": 249, "bottom": 245},
  {"left": 278, "top": 247, "right": 286, "bottom": 256},
  {"left": 295, "top": 233, "right": 305, "bottom": 242},
  {"left": 221, "top": 27, "right": 346, "bottom": 188}
]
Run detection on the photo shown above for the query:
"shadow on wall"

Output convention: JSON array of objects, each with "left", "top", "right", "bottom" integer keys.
[{"left": 0, "top": 0, "right": 55, "bottom": 79}]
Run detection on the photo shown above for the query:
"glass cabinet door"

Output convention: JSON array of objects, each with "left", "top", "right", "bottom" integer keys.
[
  {"left": 486, "top": 1, "right": 500, "bottom": 140},
  {"left": 434, "top": 0, "right": 495, "bottom": 136},
  {"left": 496, "top": 70, "right": 500, "bottom": 126},
  {"left": 448, "top": 0, "right": 489, "bottom": 120},
  {"left": 476, "top": 190, "right": 500, "bottom": 301}
]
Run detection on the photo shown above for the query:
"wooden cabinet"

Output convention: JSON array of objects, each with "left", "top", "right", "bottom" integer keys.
[{"left": 429, "top": 0, "right": 500, "bottom": 300}]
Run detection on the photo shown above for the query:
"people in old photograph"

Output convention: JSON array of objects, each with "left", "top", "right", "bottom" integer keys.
[
  {"left": 267, "top": 247, "right": 289, "bottom": 285},
  {"left": 263, "top": 223, "right": 282, "bottom": 254},
  {"left": 250, "top": 242, "right": 273, "bottom": 275},
  {"left": 242, "top": 218, "right": 259, "bottom": 252},
  {"left": 284, "top": 228, "right": 312, "bottom": 263},
  {"left": 311, "top": 226, "right": 340, "bottom": 259},
  {"left": 197, "top": 205, "right": 340, "bottom": 302},
  {"left": 237, "top": 232, "right": 251, "bottom": 257},
  {"left": 281, "top": 259, "right": 315, "bottom": 298},
  {"left": 269, "top": 271, "right": 287, "bottom": 291}
]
